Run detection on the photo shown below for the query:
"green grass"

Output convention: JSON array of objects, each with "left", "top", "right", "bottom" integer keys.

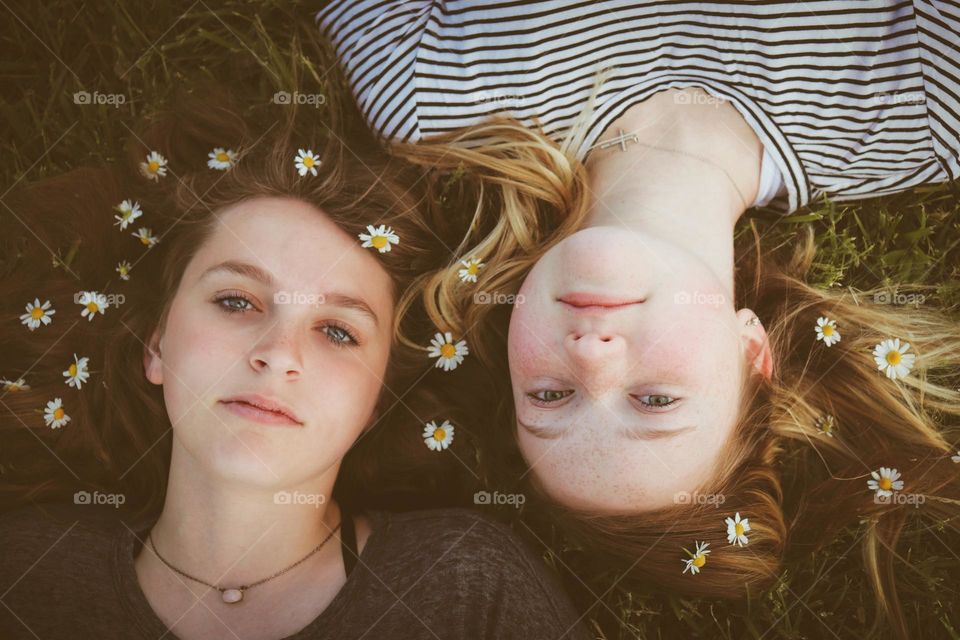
[{"left": 2, "top": 2, "right": 958, "bottom": 638}]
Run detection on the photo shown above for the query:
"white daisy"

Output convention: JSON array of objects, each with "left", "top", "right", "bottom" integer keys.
[
  {"left": 19, "top": 298, "right": 56, "bottom": 331},
  {"left": 725, "top": 512, "right": 750, "bottom": 547},
  {"left": 43, "top": 398, "right": 71, "bottom": 429},
  {"left": 116, "top": 260, "right": 132, "bottom": 281},
  {"left": 815, "top": 414, "right": 836, "bottom": 438},
  {"left": 867, "top": 466, "right": 904, "bottom": 498},
  {"left": 358, "top": 224, "right": 400, "bottom": 254},
  {"left": 295, "top": 148, "right": 320, "bottom": 177},
  {"left": 427, "top": 332, "right": 468, "bottom": 372},
  {"left": 207, "top": 147, "right": 237, "bottom": 171},
  {"left": 76, "top": 291, "right": 109, "bottom": 321},
  {"left": 63, "top": 354, "right": 90, "bottom": 389},
  {"left": 872, "top": 338, "right": 916, "bottom": 381},
  {"left": 1, "top": 378, "right": 30, "bottom": 393},
  {"left": 457, "top": 257, "right": 484, "bottom": 284},
  {"left": 132, "top": 227, "right": 159, "bottom": 248},
  {"left": 814, "top": 316, "right": 841, "bottom": 347},
  {"left": 681, "top": 541, "right": 711, "bottom": 575},
  {"left": 423, "top": 419, "right": 455, "bottom": 451},
  {"left": 139, "top": 151, "right": 168, "bottom": 181},
  {"left": 113, "top": 200, "right": 143, "bottom": 230},
  {"left": 950, "top": 450, "right": 960, "bottom": 464}
]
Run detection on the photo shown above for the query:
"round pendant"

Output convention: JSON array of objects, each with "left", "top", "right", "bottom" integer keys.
[{"left": 222, "top": 588, "right": 244, "bottom": 604}]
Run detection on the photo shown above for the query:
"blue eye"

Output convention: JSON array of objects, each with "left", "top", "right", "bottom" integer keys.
[{"left": 212, "top": 293, "right": 361, "bottom": 348}]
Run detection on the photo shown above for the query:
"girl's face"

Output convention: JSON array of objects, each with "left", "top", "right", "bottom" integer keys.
[
  {"left": 144, "top": 196, "right": 395, "bottom": 489},
  {"left": 507, "top": 227, "right": 770, "bottom": 513}
]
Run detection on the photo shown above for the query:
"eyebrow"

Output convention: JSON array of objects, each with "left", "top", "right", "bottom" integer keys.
[
  {"left": 199, "top": 260, "right": 380, "bottom": 327},
  {"left": 518, "top": 419, "right": 696, "bottom": 441}
]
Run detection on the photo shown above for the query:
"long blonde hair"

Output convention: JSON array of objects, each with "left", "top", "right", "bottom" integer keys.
[{"left": 388, "top": 113, "right": 960, "bottom": 639}]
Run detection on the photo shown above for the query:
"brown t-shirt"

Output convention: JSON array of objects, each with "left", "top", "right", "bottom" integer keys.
[{"left": 0, "top": 503, "right": 593, "bottom": 640}]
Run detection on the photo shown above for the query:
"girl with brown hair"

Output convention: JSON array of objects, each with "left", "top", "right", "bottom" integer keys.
[
  {"left": 0, "top": 93, "right": 593, "bottom": 639},
  {"left": 319, "top": 2, "right": 960, "bottom": 637}
]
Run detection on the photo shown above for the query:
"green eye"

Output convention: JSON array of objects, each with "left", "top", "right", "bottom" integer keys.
[
  {"left": 528, "top": 389, "right": 573, "bottom": 405},
  {"left": 635, "top": 394, "right": 677, "bottom": 409}
]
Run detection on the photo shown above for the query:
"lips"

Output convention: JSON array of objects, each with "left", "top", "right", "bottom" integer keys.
[
  {"left": 558, "top": 292, "right": 643, "bottom": 308},
  {"left": 219, "top": 393, "right": 303, "bottom": 426}
]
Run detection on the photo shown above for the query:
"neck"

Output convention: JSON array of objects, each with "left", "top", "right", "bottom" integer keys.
[
  {"left": 581, "top": 94, "right": 761, "bottom": 296},
  {"left": 143, "top": 439, "right": 342, "bottom": 589}
]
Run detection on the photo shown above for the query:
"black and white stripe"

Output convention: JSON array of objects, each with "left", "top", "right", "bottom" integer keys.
[{"left": 318, "top": 1, "right": 960, "bottom": 213}]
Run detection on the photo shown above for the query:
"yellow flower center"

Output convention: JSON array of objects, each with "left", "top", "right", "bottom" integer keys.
[
  {"left": 53, "top": 408, "right": 64, "bottom": 420},
  {"left": 372, "top": 235, "right": 388, "bottom": 249},
  {"left": 433, "top": 428, "right": 446, "bottom": 441},
  {"left": 140, "top": 235, "right": 151, "bottom": 246},
  {"left": 735, "top": 523, "right": 745, "bottom": 536},
  {"left": 692, "top": 555, "right": 706, "bottom": 568},
  {"left": 86, "top": 302, "right": 99, "bottom": 313},
  {"left": 68, "top": 364, "right": 77, "bottom": 377},
  {"left": 148, "top": 160, "right": 160, "bottom": 173},
  {"left": 31, "top": 308, "right": 44, "bottom": 319},
  {"left": 822, "top": 325, "right": 834, "bottom": 336},
  {"left": 879, "top": 477, "right": 892, "bottom": 490},
  {"left": 467, "top": 263, "right": 479, "bottom": 275},
  {"left": 440, "top": 344, "right": 456, "bottom": 358},
  {"left": 886, "top": 350, "right": 902, "bottom": 365},
  {"left": 8, "top": 385, "right": 20, "bottom": 392},
  {"left": 302, "top": 156, "right": 315, "bottom": 168},
  {"left": 216, "top": 152, "right": 230, "bottom": 162}
]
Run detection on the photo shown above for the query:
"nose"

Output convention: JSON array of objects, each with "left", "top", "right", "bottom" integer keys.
[
  {"left": 564, "top": 331, "right": 626, "bottom": 388},
  {"left": 249, "top": 321, "right": 303, "bottom": 378}
]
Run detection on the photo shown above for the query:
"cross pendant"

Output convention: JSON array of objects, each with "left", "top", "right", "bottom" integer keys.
[{"left": 596, "top": 129, "right": 639, "bottom": 151}]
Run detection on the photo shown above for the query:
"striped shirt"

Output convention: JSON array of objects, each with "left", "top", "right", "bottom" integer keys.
[{"left": 317, "top": 1, "right": 960, "bottom": 214}]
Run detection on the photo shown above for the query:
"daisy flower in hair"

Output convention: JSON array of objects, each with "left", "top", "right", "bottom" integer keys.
[
  {"left": 295, "top": 149, "right": 320, "bottom": 176},
  {"left": 423, "top": 419, "right": 455, "bottom": 451},
  {"left": 458, "top": 257, "right": 484, "bottom": 284},
  {"left": 113, "top": 200, "right": 143, "bottom": 231},
  {"left": 116, "top": 261, "right": 132, "bottom": 281},
  {"left": 207, "top": 147, "right": 237, "bottom": 171},
  {"left": 20, "top": 298, "right": 56, "bottom": 331},
  {"left": 44, "top": 398, "right": 71, "bottom": 429},
  {"left": 427, "top": 332, "right": 468, "bottom": 372},
  {"left": 951, "top": 450, "right": 960, "bottom": 464},
  {"left": 139, "top": 151, "right": 168, "bottom": 181},
  {"left": 63, "top": 354, "right": 90, "bottom": 390},
  {"left": 76, "top": 291, "right": 109, "bottom": 321},
  {"left": 681, "top": 541, "right": 711, "bottom": 575},
  {"left": 872, "top": 338, "right": 915, "bottom": 381},
  {"left": 815, "top": 414, "right": 836, "bottom": 438},
  {"left": 867, "top": 466, "right": 903, "bottom": 499},
  {"left": 358, "top": 225, "right": 399, "bottom": 254},
  {"left": 2, "top": 378, "right": 30, "bottom": 393},
  {"left": 725, "top": 512, "right": 750, "bottom": 547},
  {"left": 814, "top": 316, "right": 840, "bottom": 347},
  {"left": 132, "top": 227, "right": 159, "bottom": 248}
]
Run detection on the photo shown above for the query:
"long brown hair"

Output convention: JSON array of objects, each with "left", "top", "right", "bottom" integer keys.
[
  {"left": 0, "top": 88, "right": 479, "bottom": 520},
  {"left": 390, "top": 117, "right": 960, "bottom": 639}
]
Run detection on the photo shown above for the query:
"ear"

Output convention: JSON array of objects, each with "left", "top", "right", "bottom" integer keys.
[
  {"left": 736, "top": 308, "right": 773, "bottom": 380},
  {"left": 143, "top": 329, "right": 164, "bottom": 386}
]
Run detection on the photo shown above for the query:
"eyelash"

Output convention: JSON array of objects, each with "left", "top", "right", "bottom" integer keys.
[
  {"left": 212, "top": 291, "right": 361, "bottom": 348},
  {"left": 526, "top": 390, "right": 678, "bottom": 410}
]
